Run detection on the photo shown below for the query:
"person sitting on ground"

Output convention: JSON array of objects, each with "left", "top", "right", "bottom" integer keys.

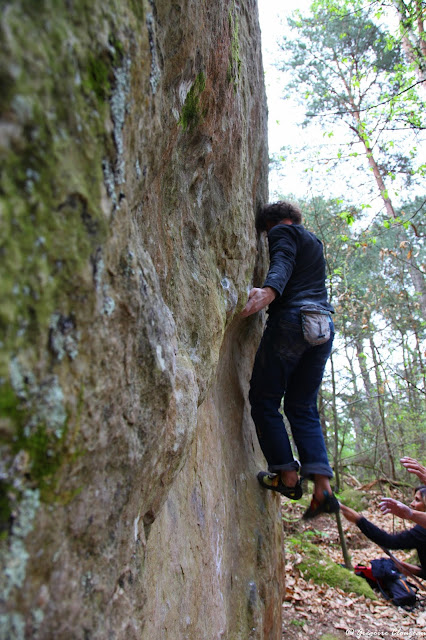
[
  {"left": 380, "top": 458, "right": 426, "bottom": 529},
  {"left": 340, "top": 487, "right": 426, "bottom": 578}
]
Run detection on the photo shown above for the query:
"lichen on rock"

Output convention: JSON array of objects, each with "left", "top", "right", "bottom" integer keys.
[{"left": 0, "top": 1, "right": 282, "bottom": 639}]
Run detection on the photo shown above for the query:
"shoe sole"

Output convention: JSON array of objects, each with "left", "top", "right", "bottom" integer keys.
[
  {"left": 257, "top": 472, "right": 303, "bottom": 500},
  {"left": 302, "top": 496, "right": 340, "bottom": 519}
]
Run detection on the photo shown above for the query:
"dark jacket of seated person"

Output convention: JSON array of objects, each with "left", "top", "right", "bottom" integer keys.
[{"left": 356, "top": 516, "right": 426, "bottom": 578}]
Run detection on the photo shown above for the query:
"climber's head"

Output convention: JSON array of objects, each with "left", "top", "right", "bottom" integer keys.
[{"left": 255, "top": 200, "right": 302, "bottom": 233}]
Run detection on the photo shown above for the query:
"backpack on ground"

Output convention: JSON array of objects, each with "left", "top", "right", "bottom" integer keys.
[
  {"left": 355, "top": 558, "right": 418, "bottom": 610},
  {"left": 354, "top": 564, "right": 376, "bottom": 589}
]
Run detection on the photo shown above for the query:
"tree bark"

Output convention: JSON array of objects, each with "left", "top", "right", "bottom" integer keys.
[
  {"left": 329, "top": 352, "right": 353, "bottom": 570},
  {"left": 369, "top": 335, "right": 396, "bottom": 480},
  {"left": 393, "top": 0, "right": 426, "bottom": 83}
]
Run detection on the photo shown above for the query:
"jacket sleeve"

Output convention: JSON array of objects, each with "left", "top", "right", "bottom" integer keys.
[
  {"left": 357, "top": 516, "right": 423, "bottom": 550},
  {"left": 262, "top": 225, "right": 297, "bottom": 296}
]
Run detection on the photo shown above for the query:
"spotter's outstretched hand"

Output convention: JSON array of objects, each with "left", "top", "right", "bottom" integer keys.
[
  {"left": 379, "top": 497, "right": 412, "bottom": 520},
  {"left": 400, "top": 457, "right": 426, "bottom": 484}
]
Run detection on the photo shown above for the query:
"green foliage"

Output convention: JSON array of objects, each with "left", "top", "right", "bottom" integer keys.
[
  {"left": 290, "top": 619, "right": 305, "bottom": 627},
  {"left": 274, "top": 0, "right": 426, "bottom": 486},
  {"left": 294, "top": 195, "right": 426, "bottom": 482},
  {"left": 283, "top": 0, "right": 401, "bottom": 118},
  {"left": 385, "top": 0, "right": 426, "bottom": 85},
  {"left": 278, "top": 0, "right": 426, "bottom": 198}
]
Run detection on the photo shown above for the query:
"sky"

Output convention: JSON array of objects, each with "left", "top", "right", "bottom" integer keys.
[
  {"left": 257, "top": 0, "right": 310, "bottom": 148},
  {"left": 257, "top": 0, "right": 315, "bottom": 198},
  {"left": 257, "top": 0, "right": 365, "bottom": 201},
  {"left": 256, "top": 0, "right": 425, "bottom": 207}
]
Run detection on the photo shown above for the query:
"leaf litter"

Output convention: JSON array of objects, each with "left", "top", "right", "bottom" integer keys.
[{"left": 281, "top": 488, "right": 426, "bottom": 639}]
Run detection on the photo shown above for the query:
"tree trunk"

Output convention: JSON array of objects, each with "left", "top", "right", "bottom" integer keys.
[
  {"left": 336, "top": 510, "right": 353, "bottom": 570},
  {"left": 355, "top": 333, "right": 382, "bottom": 471},
  {"left": 369, "top": 336, "right": 397, "bottom": 480},
  {"left": 351, "top": 108, "right": 426, "bottom": 317},
  {"left": 392, "top": 0, "right": 426, "bottom": 83},
  {"left": 329, "top": 352, "right": 353, "bottom": 569},
  {"left": 343, "top": 333, "right": 364, "bottom": 455}
]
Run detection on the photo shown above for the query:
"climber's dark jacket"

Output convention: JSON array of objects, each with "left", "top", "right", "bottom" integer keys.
[{"left": 263, "top": 223, "right": 334, "bottom": 316}]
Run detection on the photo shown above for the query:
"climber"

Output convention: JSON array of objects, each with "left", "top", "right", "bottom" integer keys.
[{"left": 241, "top": 200, "right": 339, "bottom": 519}]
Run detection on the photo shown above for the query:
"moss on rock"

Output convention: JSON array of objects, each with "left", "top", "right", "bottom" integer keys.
[
  {"left": 0, "top": 0, "right": 271, "bottom": 636},
  {"left": 287, "top": 536, "right": 377, "bottom": 599},
  {"left": 0, "top": 0, "right": 132, "bottom": 379},
  {"left": 179, "top": 72, "right": 207, "bottom": 132},
  {"left": 0, "top": 1, "right": 127, "bottom": 541},
  {"left": 227, "top": 2, "right": 241, "bottom": 88},
  {"left": 337, "top": 487, "right": 369, "bottom": 512}
]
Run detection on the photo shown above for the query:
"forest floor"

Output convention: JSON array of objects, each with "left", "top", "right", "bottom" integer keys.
[{"left": 281, "top": 486, "right": 426, "bottom": 640}]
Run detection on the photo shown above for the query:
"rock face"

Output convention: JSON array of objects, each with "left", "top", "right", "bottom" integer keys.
[{"left": 0, "top": 1, "right": 285, "bottom": 639}]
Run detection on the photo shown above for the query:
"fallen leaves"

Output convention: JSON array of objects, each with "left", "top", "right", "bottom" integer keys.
[{"left": 281, "top": 489, "right": 426, "bottom": 639}]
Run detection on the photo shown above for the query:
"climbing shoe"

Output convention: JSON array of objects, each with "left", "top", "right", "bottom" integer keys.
[
  {"left": 302, "top": 490, "right": 340, "bottom": 519},
  {"left": 257, "top": 472, "right": 303, "bottom": 500}
]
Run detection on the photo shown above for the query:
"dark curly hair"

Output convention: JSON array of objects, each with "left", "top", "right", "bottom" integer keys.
[{"left": 255, "top": 200, "right": 302, "bottom": 232}]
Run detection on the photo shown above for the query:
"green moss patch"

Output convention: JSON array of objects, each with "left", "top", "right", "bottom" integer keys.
[
  {"left": 337, "top": 487, "right": 369, "bottom": 512},
  {"left": 287, "top": 537, "right": 377, "bottom": 599},
  {"left": 84, "top": 54, "right": 112, "bottom": 101},
  {"left": 227, "top": 3, "right": 241, "bottom": 88},
  {"left": 0, "top": 2, "right": 135, "bottom": 380},
  {"left": 18, "top": 425, "right": 66, "bottom": 486},
  {"left": 179, "top": 72, "right": 207, "bottom": 131}
]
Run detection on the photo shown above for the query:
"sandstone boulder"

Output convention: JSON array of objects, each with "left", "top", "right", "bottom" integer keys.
[{"left": 0, "top": 1, "right": 284, "bottom": 638}]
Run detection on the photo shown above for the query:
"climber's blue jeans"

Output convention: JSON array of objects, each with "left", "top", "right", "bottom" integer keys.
[{"left": 249, "top": 309, "right": 334, "bottom": 480}]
